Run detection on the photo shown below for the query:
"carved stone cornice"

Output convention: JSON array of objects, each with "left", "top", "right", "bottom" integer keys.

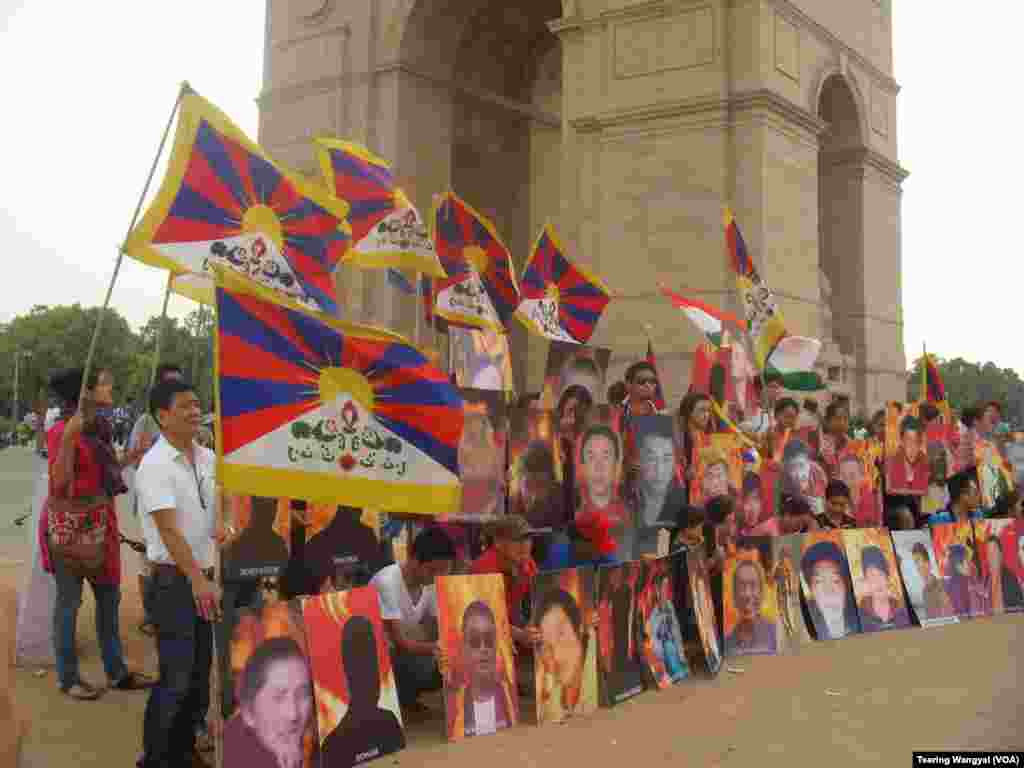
[
  {"left": 730, "top": 89, "right": 827, "bottom": 138},
  {"left": 820, "top": 147, "right": 909, "bottom": 187}
]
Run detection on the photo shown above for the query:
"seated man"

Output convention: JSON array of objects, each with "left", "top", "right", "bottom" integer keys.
[
  {"left": 470, "top": 516, "right": 540, "bottom": 690},
  {"left": 820, "top": 480, "right": 857, "bottom": 530},
  {"left": 370, "top": 527, "right": 455, "bottom": 714}
]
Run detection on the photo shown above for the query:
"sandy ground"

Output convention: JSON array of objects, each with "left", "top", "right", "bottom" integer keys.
[{"left": 3, "top": 445, "right": 1022, "bottom": 767}]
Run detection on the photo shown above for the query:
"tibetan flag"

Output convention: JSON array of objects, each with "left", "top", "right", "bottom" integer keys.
[
  {"left": 659, "top": 285, "right": 745, "bottom": 347},
  {"left": 213, "top": 271, "right": 464, "bottom": 515},
  {"left": 765, "top": 336, "right": 825, "bottom": 392},
  {"left": 723, "top": 208, "right": 786, "bottom": 369},
  {"left": 923, "top": 352, "right": 946, "bottom": 403},
  {"left": 315, "top": 138, "right": 445, "bottom": 277},
  {"left": 690, "top": 342, "right": 735, "bottom": 408},
  {"left": 515, "top": 224, "right": 611, "bottom": 344},
  {"left": 433, "top": 191, "right": 519, "bottom": 332},
  {"left": 124, "top": 90, "right": 350, "bottom": 313},
  {"left": 646, "top": 340, "right": 667, "bottom": 411}
]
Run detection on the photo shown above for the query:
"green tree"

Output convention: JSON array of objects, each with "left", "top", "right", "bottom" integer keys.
[
  {"left": 907, "top": 354, "right": 1024, "bottom": 428},
  {"left": 0, "top": 304, "right": 142, "bottom": 417}
]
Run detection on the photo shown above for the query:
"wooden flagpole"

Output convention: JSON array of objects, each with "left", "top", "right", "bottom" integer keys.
[
  {"left": 414, "top": 271, "right": 422, "bottom": 346},
  {"left": 79, "top": 82, "right": 189, "bottom": 405},
  {"left": 148, "top": 275, "right": 174, "bottom": 393}
]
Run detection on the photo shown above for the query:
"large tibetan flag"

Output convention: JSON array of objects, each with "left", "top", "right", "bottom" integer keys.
[
  {"left": 214, "top": 272, "right": 464, "bottom": 515},
  {"left": 124, "top": 90, "right": 351, "bottom": 313},
  {"left": 515, "top": 224, "right": 611, "bottom": 344},
  {"left": 433, "top": 192, "right": 519, "bottom": 332},
  {"left": 315, "top": 138, "right": 445, "bottom": 277},
  {"left": 723, "top": 208, "right": 786, "bottom": 369},
  {"left": 922, "top": 350, "right": 946, "bottom": 403},
  {"left": 659, "top": 285, "right": 745, "bottom": 347},
  {"left": 765, "top": 336, "right": 825, "bottom": 392}
]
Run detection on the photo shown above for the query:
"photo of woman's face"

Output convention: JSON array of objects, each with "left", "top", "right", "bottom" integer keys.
[
  {"left": 459, "top": 412, "right": 498, "bottom": 480},
  {"left": 539, "top": 603, "right": 583, "bottom": 686},
  {"left": 242, "top": 656, "right": 314, "bottom": 757}
]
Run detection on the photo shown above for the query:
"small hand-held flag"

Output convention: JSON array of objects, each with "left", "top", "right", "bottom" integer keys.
[
  {"left": 433, "top": 191, "right": 519, "bottom": 332},
  {"left": 722, "top": 208, "right": 787, "bottom": 369},
  {"left": 645, "top": 335, "right": 667, "bottom": 411},
  {"left": 659, "top": 284, "right": 745, "bottom": 347},
  {"left": 314, "top": 138, "right": 445, "bottom": 278},
  {"left": 516, "top": 224, "right": 611, "bottom": 344},
  {"left": 922, "top": 347, "right": 946, "bottom": 403},
  {"left": 213, "top": 270, "right": 464, "bottom": 515},
  {"left": 124, "top": 90, "right": 351, "bottom": 313}
]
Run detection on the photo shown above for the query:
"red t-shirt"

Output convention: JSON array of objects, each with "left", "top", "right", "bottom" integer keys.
[
  {"left": 469, "top": 546, "right": 537, "bottom": 627},
  {"left": 39, "top": 420, "right": 121, "bottom": 584}
]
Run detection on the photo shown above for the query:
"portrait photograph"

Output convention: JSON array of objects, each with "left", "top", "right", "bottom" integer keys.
[
  {"left": 841, "top": 529, "right": 912, "bottom": 633},
  {"left": 972, "top": 519, "right": 1024, "bottom": 615},
  {"left": 686, "top": 552, "right": 722, "bottom": 676},
  {"left": 974, "top": 438, "right": 1012, "bottom": 511},
  {"left": 930, "top": 522, "right": 990, "bottom": 619},
  {"left": 575, "top": 416, "right": 629, "bottom": 534},
  {"left": 836, "top": 442, "right": 883, "bottom": 527},
  {"left": 635, "top": 557, "right": 689, "bottom": 688},
  {"left": 779, "top": 437, "right": 828, "bottom": 516},
  {"left": 770, "top": 535, "right": 812, "bottom": 651},
  {"left": 690, "top": 434, "right": 742, "bottom": 508},
  {"left": 450, "top": 326, "right": 514, "bottom": 392},
  {"left": 507, "top": 402, "right": 564, "bottom": 529},
  {"left": 630, "top": 414, "right": 686, "bottom": 557},
  {"left": 885, "top": 413, "right": 928, "bottom": 496},
  {"left": 226, "top": 601, "right": 319, "bottom": 768},
  {"left": 531, "top": 567, "right": 600, "bottom": 725},
  {"left": 799, "top": 531, "right": 862, "bottom": 641},
  {"left": 542, "top": 341, "right": 612, "bottom": 410},
  {"left": 891, "top": 530, "right": 959, "bottom": 628},
  {"left": 222, "top": 495, "right": 291, "bottom": 580},
  {"left": 452, "top": 389, "right": 508, "bottom": 520},
  {"left": 595, "top": 562, "right": 646, "bottom": 706},
  {"left": 722, "top": 540, "right": 779, "bottom": 657},
  {"left": 302, "top": 587, "right": 405, "bottom": 768},
  {"left": 738, "top": 470, "right": 780, "bottom": 537},
  {"left": 436, "top": 574, "right": 519, "bottom": 741}
]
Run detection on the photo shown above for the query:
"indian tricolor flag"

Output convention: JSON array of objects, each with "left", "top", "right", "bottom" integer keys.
[
  {"left": 765, "top": 335, "right": 825, "bottom": 392},
  {"left": 659, "top": 285, "right": 745, "bottom": 347}
]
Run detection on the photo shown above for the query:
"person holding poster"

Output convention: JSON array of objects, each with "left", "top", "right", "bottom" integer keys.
[
  {"left": 820, "top": 480, "right": 857, "bottom": 530},
  {"left": 780, "top": 439, "right": 827, "bottom": 516},
  {"left": 818, "top": 400, "right": 850, "bottom": 477},
  {"left": 928, "top": 468, "right": 984, "bottom": 525},
  {"left": 737, "top": 472, "right": 780, "bottom": 537},
  {"left": 886, "top": 415, "right": 929, "bottom": 495},
  {"left": 676, "top": 392, "right": 714, "bottom": 482},
  {"left": 837, "top": 447, "right": 882, "bottom": 527},
  {"left": 576, "top": 423, "right": 628, "bottom": 552}
]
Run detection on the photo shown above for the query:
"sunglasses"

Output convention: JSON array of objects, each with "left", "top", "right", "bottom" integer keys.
[{"left": 466, "top": 631, "right": 496, "bottom": 650}]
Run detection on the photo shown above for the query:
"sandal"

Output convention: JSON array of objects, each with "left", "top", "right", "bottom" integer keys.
[
  {"left": 62, "top": 682, "right": 102, "bottom": 700},
  {"left": 112, "top": 671, "right": 156, "bottom": 690}
]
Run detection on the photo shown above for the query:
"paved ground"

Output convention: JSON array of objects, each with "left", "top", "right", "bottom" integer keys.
[{"left": 4, "top": 446, "right": 1023, "bottom": 767}]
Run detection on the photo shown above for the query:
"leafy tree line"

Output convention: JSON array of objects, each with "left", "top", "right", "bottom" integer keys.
[
  {"left": 0, "top": 303, "right": 214, "bottom": 419},
  {"left": 907, "top": 355, "right": 1024, "bottom": 428}
]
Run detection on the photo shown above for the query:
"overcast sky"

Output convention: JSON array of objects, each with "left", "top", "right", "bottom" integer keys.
[{"left": 0, "top": 2, "right": 1019, "bottom": 371}]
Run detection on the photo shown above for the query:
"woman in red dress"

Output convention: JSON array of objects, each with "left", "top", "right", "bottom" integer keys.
[{"left": 39, "top": 367, "right": 153, "bottom": 700}]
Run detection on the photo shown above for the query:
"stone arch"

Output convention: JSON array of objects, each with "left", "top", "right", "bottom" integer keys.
[
  {"left": 817, "top": 71, "right": 868, "bottom": 401},
  {"left": 391, "top": 0, "right": 565, "bottom": 390},
  {"left": 810, "top": 66, "right": 870, "bottom": 144}
]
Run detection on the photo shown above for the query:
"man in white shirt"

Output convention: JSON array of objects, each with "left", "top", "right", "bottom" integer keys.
[
  {"left": 135, "top": 378, "right": 224, "bottom": 768},
  {"left": 740, "top": 370, "right": 783, "bottom": 436},
  {"left": 370, "top": 527, "right": 455, "bottom": 714}
]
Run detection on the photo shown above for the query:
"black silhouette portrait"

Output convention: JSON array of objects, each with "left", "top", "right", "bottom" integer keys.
[
  {"left": 304, "top": 507, "right": 382, "bottom": 592},
  {"left": 321, "top": 616, "right": 405, "bottom": 766},
  {"left": 224, "top": 496, "right": 290, "bottom": 579}
]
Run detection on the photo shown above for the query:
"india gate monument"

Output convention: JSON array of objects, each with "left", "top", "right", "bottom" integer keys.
[{"left": 258, "top": 0, "right": 907, "bottom": 414}]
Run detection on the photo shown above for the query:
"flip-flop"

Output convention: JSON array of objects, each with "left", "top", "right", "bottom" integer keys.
[
  {"left": 62, "top": 682, "right": 101, "bottom": 700},
  {"left": 112, "top": 671, "right": 156, "bottom": 690}
]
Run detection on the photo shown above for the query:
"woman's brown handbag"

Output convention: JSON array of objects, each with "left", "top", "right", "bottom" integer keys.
[{"left": 48, "top": 495, "right": 110, "bottom": 578}]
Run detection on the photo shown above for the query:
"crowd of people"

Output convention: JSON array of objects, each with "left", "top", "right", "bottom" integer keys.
[{"left": 26, "top": 346, "right": 1024, "bottom": 768}]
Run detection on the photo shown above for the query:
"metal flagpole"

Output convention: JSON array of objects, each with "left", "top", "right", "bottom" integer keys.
[{"left": 79, "top": 82, "right": 189, "bottom": 405}]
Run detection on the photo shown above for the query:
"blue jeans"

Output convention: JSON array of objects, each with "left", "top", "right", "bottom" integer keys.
[
  {"left": 52, "top": 556, "right": 129, "bottom": 690},
  {"left": 392, "top": 648, "right": 442, "bottom": 706},
  {"left": 141, "top": 567, "right": 212, "bottom": 768}
]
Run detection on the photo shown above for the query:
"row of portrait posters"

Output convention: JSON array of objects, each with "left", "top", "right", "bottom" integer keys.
[{"left": 226, "top": 590, "right": 404, "bottom": 768}]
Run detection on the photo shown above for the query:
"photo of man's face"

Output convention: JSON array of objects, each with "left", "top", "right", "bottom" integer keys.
[
  {"left": 734, "top": 562, "right": 764, "bottom": 622},
  {"left": 785, "top": 453, "right": 811, "bottom": 494},
  {"left": 742, "top": 490, "right": 762, "bottom": 527},
  {"left": 902, "top": 428, "right": 922, "bottom": 463},
  {"left": 463, "top": 607, "right": 498, "bottom": 690},
  {"left": 702, "top": 462, "right": 729, "bottom": 500},
  {"left": 639, "top": 433, "right": 675, "bottom": 498},
  {"left": 582, "top": 433, "right": 617, "bottom": 503},
  {"left": 863, "top": 564, "right": 889, "bottom": 599},
  {"left": 839, "top": 457, "right": 864, "bottom": 501},
  {"left": 811, "top": 561, "right": 848, "bottom": 614}
]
